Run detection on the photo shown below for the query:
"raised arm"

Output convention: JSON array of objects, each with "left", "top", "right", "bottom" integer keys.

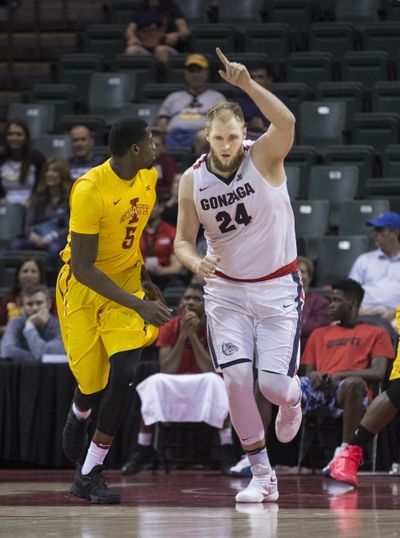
[{"left": 216, "top": 47, "right": 295, "bottom": 177}]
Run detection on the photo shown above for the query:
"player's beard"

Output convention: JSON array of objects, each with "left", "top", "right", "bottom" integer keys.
[{"left": 210, "top": 146, "right": 244, "bottom": 175}]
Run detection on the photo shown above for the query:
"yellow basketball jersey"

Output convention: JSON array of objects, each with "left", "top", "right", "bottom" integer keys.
[
  {"left": 60, "top": 159, "right": 157, "bottom": 274},
  {"left": 389, "top": 305, "right": 400, "bottom": 381}
]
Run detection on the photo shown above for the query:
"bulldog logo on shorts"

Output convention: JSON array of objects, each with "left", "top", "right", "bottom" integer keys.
[{"left": 222, "top": 342, "right": 239, "bottom": 356}]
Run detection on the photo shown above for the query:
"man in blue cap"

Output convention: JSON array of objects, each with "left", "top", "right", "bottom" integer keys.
[{"left": 349, "top": 211, "right": 400, "bottom": 327}]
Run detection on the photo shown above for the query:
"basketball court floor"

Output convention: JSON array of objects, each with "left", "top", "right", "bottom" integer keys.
[{"left": 0, "top": 469, "right": 399, "bottom": 537}]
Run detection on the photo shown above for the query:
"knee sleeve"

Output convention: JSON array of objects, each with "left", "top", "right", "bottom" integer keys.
[
  {"left": 259, "top": 371, "right": 301, "bottom": 407},
  {"left": 97, "top": 348, "right": 142, "bottom": 436},
  {"left": 386, "top": 379, "right": 400, "bottom": 410}
]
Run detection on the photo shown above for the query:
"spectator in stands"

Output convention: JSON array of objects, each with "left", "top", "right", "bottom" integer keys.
[
  {"left": 0, "top": 119, "right": 45, "bottom": 206},
  {"left": 160, "top": 163, "right": 181, "bottom": 227},
  {"left": 1, "top": 284, "right": 64, "bottom": 361},
  {"left": 125, "top": 0, "right": 191, "bottom": 64},
  {"left": 301, "top": 278, "right": 394, "bottom": 472},
  {"left": 68, "top": 125, "right": 105, "bottom": 182},
  {"left": 349, "top": 211, "right": 400, "bottom": 327},
  {"left": 140, "top": 198, "right": 185, "bottom": 289},
  {"left": 236, "top": 59, "right": 292, "bottom": 140},
  {"left": 297, "top": 255, "right": 330, "bottom": 350},
  {"left": 151, "top": 128, "right": 179, "bottom": 201},
  {"left": 10, "top": 156, "right": 72, "bottom": 267},
  {"left": 0, "top": 257, "right": 47, "bottom": 337},
  {"left": 120, "top": 283, "right": 235, "bottom": 475},
  {"left": 155, "top": 53, "right": 226, "bottom": 155}
]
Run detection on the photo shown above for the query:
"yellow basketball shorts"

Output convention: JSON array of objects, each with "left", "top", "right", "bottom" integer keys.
[
  {"left": 389, "top": 307, "right": 400, "bottom": 382},
  {"left": 56, "top": 262, "right": 158, "bottom": 394}
]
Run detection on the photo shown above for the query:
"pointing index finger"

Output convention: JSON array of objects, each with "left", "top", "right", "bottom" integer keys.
[{"left": 216, "top": 47, "right": 229, "bottom": 67}]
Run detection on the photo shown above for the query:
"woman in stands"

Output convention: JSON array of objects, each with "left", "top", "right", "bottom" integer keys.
[
  {"left": 10, "top": 156, "right": 72, "bottom": 267},
  {"left": 0, "top": 119, "right": 45, "bottom": 206}
]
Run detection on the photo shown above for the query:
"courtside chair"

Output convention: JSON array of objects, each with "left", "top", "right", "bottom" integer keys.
[
  {"left": 308, "top": 165, "right": 359, "bottom": 227},
  {"left": 324, "top": 144, "right": 376, "bottom": 198},
  {"left": 315, "top": 235, "right": 369, "bottom": 286},
  {"left": 338, "top": 199, "right": 390, "bottom": 236},
  {"left": 7, "top": 103, "right": 55, "bottom": 140},
  {"left": 298, "top": 101, "right": 347, "bottom": 155}
]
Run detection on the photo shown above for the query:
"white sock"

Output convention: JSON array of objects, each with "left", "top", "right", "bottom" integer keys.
[
  {"left": 218, "top": 427, "right": 233, "bottom": 445},
  {"left": 247, "top": 447, "right": 272, "bottom": 472},
  {"left": 72, "top": 402, "right": 91, "bottom": 420},
  {"left": 138, "top": 432, "right": 153, "bottom": 446},
  {"left": 81, "top": 441, "right": 110, "bottom": 475}
]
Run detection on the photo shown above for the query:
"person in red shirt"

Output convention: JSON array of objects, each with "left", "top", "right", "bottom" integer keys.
[
  {"left": 301, "top": 278, "right": 395, "bottom": 471},
  {"left": 140, "top": 198, "right": 185, "bottom": 289},
  {"left": 151, "top": 128, "right": 178, "bottom": 202},
  {"left": 121, "top": 283, "right": 235, "bottom": 475}
]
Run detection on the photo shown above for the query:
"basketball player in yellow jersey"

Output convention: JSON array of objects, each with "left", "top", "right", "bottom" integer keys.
[{"left": 57, "top": 118, "right": 171, "bottom": 504}]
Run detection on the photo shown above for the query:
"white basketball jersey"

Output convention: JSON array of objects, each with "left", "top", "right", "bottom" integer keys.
[{"left": 193, "top": 141, "right": 297, "bottom": 280}]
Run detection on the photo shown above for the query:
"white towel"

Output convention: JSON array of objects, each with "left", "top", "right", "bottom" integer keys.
[{"left": 136, "top": 372, "right": 229, "bottom": 429}]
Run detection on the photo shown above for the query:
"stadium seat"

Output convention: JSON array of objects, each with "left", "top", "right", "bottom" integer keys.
[
  {"left": 285, "top": 145, "right": 318, "bottom": 198},
  {"left": 362, "top": 23, "right": 400, "bottom": 59},
  {"left": 112, "top": 54, "right": 158, "bottom": 99},
  {"left": 0, "top": 203, "right": 26, "bottom": 248},
  {"left": 217, "top": 0, "right": 263, "bottom": 27},
  {"left": 335, "top": 0, "right": 380, "bottom": 26},
  {"left": 382, "top": 0, "right": 400, "bottom": 20},
  {"left": 285, "top": 166, "right": 301, "bottom": 199},
  {"left": 315, "top": 235, "right": 369, "bottom": 286},
  {"left": 57, "top": 53, "right": 106, "bottom": 105},
  {"left": 141, "top": 83, "right": 185, "bottom": 104},
  {"left": 324, "top": 144, "right": 376, "bottom": 197},
  {"left": 191, "top": 24, "right": 236, "bottom": 55},
  {"left": 383, "top": 145, "right": 400, "bottom": 177},
  {"left": 0, "top": 251, "right": 48, "bottom": 288},
  {"left": 109, "top": 0, "right": 141, "bottom": 25},
  {"left": 125, "top": 103, "right": 160, "bottom": 128},
  {"left": 287, "top": 52, "right": 335, "bottom": 92},
  {"left": 83, "top": 24, "right": 125, "bottom": 61},
  {"left": 30, "top": 84, "right": 77, "bottom": 131},
  {"left": 350, "top": 113, "right": 400, "bottom": 156},
  {"left": 7, "top": 103, "right": 55, "bottom": 140},
  {"left": 92, "top": 145, "right": 110, "bottom": 161},
  {"left": 59, "top": 114, "right": 108, "bottom": 146},
  {"left": 271, "top": 83, "right": 309, "bottom": 117},
  {"left": 174, "top": 0, "right": 208, "bottom": 24},
  {"left": 243, "top": 24, "right": 292, "bottom": 73},
  {"left": 309, "top": 22, "right": 357, "bottom": 61},
  {"left": 338, "top": 199, "right": 390, "bottom": 235},
  {"left": 34, "top": 134, "right": 72, "bottom": 159},
  {"left": 267, "top": 0, "right": 313, "bottom": 46},
  {"left": 365, "top": 177, "right": 400, "bottom": 214},
  {"left": 342, "top": 51, "right": 389, "bottom": 90},
  {"left": 88, "top": 72, "right": 136, "bottom": 124},
  {"left": 298, "top": 101, "right": 347, "bottom": 154},
  {"left": 308, "top": 165, "right": 359, "bottom": 227},
  {"left": 371, "top": 82, "right": 400, "bottom": 114},
  {"left": 316, "top": 82, "right": 366, "bottom": 126},
  {"left": 208, "top": 83, "right": 240, "bottom": 100},
  {"left": 292, "top": 200, "right": 330, "bottom": 260}
]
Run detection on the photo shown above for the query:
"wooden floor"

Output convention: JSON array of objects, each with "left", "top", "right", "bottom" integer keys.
[{"left": 0, "top": 469, "right": 399, "bottom": 537}]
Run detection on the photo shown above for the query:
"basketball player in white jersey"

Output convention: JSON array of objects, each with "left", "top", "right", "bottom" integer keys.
[{"left": 174, "top": 48, "right": 303, "bottom": 503}]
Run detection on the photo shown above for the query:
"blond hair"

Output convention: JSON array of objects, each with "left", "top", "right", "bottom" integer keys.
[{"left": 206, "top": 101, "right": 245, "bottom": 131}]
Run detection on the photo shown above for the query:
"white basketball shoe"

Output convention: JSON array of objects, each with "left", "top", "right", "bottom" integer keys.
[
  {"left": 275, "top": 375, "right": 303, "bottom": 443},
  {"left": 235, "top": 464, "right": 279, "bottom": 503}
]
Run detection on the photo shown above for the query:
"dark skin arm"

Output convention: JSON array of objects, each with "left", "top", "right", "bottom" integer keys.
[{"left": 71, "top": 232, "right": 171, "bottom": 326}]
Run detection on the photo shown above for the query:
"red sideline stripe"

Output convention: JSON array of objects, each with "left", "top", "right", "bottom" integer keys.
[{"left": 215, "top": 260, "right": 298, "bottom": 283}]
